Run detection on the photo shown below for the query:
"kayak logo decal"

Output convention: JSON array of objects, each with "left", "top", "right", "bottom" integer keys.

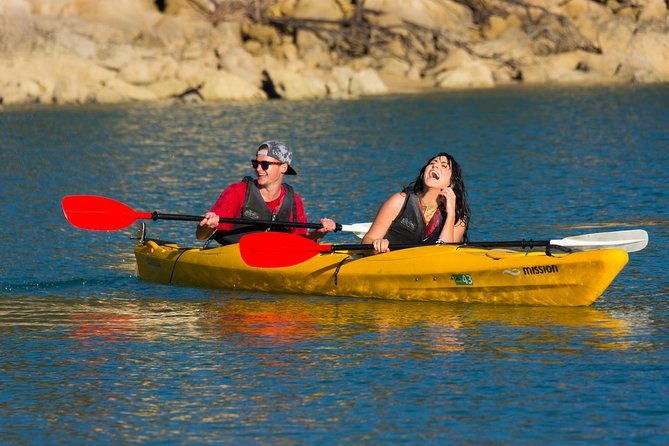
[
  {"left": 451, "top": 274, "right": 473, "bottom": 286},
  {"left": 242, "top": 209, "right": 260, "bottom": 220},
  {"left": 398, "top": 217, "right": 416, "bottom": 231},
  {"left": 503, "top": 269, "right": 521, "bottom": 276},
  {"left": 523, "top": 265, "right": 559, "bottom": 275}
]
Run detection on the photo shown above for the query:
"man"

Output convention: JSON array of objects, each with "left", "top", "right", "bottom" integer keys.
[{"left": 196, "top": 141, "right": 336, "bottom": 244}]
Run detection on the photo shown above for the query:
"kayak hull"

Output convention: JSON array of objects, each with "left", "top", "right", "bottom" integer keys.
[{"left": 134, "top": 239, "right": 629, "bottom": 306}]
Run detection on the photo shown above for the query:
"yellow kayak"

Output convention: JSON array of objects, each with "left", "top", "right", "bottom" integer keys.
[{"left": 134, "top": 237, "right": 629, "bottom": 306}]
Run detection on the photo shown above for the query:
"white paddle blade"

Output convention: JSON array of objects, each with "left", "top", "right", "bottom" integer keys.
[
  {"left": 551, "top": 229, "right": 648, "bottom": 253},
  {"left": 340, "top": 222, "right": 372, "bottom": 239}
]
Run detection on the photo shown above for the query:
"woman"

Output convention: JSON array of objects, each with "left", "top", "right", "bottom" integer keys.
[{"left": 362, "top": 152, "right": 470, "bottom": 254}]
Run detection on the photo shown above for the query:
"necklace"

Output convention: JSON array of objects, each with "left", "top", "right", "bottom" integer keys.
[{"left": 419, "top": 197, "right": 437, "bottom": 223}]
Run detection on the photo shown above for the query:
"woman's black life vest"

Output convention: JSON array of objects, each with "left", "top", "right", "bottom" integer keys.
[
  {"left": 214, "top": 176, "right": 298, "bottom": 245},
  {"left": 384, "top": 190, "right": 446, "bottom": 245}
]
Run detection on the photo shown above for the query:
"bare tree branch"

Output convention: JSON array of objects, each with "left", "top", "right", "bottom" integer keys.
[{"left": 181, "top": 0, "right": 600, "bottom": 77}]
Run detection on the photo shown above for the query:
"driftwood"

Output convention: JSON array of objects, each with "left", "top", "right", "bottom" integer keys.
[
  {"left": 182, "top": 0, "right": 601, "bottom": 76},
  {"left": 184, "top": 0, "right": 270, "bottom": 23}
]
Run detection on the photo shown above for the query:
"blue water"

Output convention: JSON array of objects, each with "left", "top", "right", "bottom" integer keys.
[{"left": 1, "top": 85, "right": 668, "bottom": 444}]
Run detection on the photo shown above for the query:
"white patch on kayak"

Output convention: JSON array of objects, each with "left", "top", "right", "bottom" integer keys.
[{"left": 503, "top": 269, "right": 521, "bottom": 276}]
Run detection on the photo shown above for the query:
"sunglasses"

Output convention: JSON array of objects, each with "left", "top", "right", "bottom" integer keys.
[{"left": 251, "top": 159, "right": 283, "bottom": 170}]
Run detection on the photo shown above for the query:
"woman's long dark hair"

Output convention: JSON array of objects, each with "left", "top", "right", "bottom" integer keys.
[{"left": 408, "top": 152, "right": 470, "bottom": 242}]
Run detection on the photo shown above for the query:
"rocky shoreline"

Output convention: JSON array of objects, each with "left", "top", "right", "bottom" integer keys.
[{"left": 1, "top": 0, "right": 668, "bottom": 107}]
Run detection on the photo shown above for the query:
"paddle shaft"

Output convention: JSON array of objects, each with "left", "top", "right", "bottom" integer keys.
[
  {"left": 239, "top": 232, "right": 570, "bottom": 268},
  {"left": 62, "top": 195, "right": 370, "bottom": 233},
  {"left": 325, "top": 230, "right": 649, "bottom": 252},
  {"left": 152, "top": 212, "right": 343, "bottom": 231},
  {"left": 239, "top": 227, "right": 648, "bottom": 267},
  {"left": 326, "top": 239, "right": 555, "bottom": 252}
]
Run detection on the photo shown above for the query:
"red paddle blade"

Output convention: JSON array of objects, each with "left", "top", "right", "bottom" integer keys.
[
  {"left": 239, "top": 232, "right": 332, "bottom": 268},
  {"left": 62, "top": 195, "right": 152, "bottom": 230}
]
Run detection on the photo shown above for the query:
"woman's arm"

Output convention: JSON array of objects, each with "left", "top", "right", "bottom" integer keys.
[
  {"left": 437, "top": 217, "right": 467, "bottom": 243},
  {"left": 362, "top": 192, "right": 405, "bottom": 253},
  {"left": 436, "top": 187, "right": 466, "bottom": 243}
]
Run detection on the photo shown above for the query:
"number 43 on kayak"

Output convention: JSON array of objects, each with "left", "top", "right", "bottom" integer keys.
[{"left": 61, "top": 195, "right": 649, "bottom": 307}]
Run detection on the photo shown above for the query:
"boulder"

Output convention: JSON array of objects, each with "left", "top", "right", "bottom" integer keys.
[
  {"left": 571, "top": 14, "right": 604, "bottom": 46},
  {"left": 118, "top": 56, "right": 179, "bottom": 85},
  {"left": 218, "top": 47, "right": 264, "bottom": 86},
  {"left": 349, "top": 68, "right": 389, "bottom": 95},
  {"left": 52, "top": 29, "right": 97, "bottom": 59},
  {"left": 436, "top": 62, "right": 495, "bottom": 89},
  {"left": 68, "top": 19, "right": 137, "bottom": 47},
  {"left": 482, "top": 16, "right": 506, "bottom": 40},
  {"left": 579, "top": 52, "right": 624, "bottom": 78},
  {"left": 638, "top": 0, "right": 667, "bottom": 22},
  {"left": 102, "top": 77, "right": 158, "bottom": 102},
  {"left": 596, "top": 16, "right": 637, "bottom": 55},
  {"left": 365, "top": 0, "right": 473, "bottom": 33},
  {"left": 27, "top": 0, "right": 77, "bottom": 15},
  {"left": 377, "top": 57, "right": 412, "bottom": 77},
  {"left": 177, "top": 60, "right": 217, "bottom": 87},
  {"left": 215, "top": 21, "right": 243, "bottom": 49},
  {"left": 147, "top": 78, "right": 191, "bottom": 99},
  {"left": 617, "top": 31, "right": 669, "bottom": 82},
  {"left": 153, "top": 13, "right": 229, "bottom": 51},
  {"left": 521, "top": 51, "right": 614, "bottom": 84},
  {"left": 0, "top": 57, "right": 50, "bottom": 103},
  {"left": 1, "top": 82, "right": 29, "bottom": 105},
  {"left": 427, "top": 47, "right": 475, "bottom": 76},
  {"left": 367, "top": 12, "right": 406, "bottom": 31},
  {"left": 52, "top": 75, "right": 93, "bottom": 104},
  {"left": 271, "top": 42, "right": 300, "bottom": 63},
  {"left": 245, "top": 23, "right": 282, "bottom": 45},
  {"left": 94, "top": 86, "right": 127, "bottom": 104},
  {"left": 71, "top": 0, "right": 161, "bottom": 26},
  {"left": 263, "top": 67, "right": 329, "bottom": 100},
  {"left": 296, "top": 30, "right": 332, "bottom": 68},
  {"left": 0, "top": 73, "right": 50, "bottom": 104},
  {"left": 159, "top": 0, "right": 201, "bottom": 17},
  {"left": 96, "top": 44, "right": 139, "bottom": 70},
  {"left": 1, "top": 51, "right": 119, "bottom": 104},
  {"left": 0, "top": 0, "right": 34, "bottom": 58},
  {"left": 331, "top": 66, "right": 355, "bottom": 94},
  {"left": 292, "top": 0, "right": 345, "bottom": 21},
  {"left": 562, "top": 0, "right": 612, "bottom": 20},
  {"left": 243, "top": 39, "right": 265, "bottom": 57},
  {"left": 200, "top": 70, "right": 267, "bottom": 101},
  {"left": 471, "top": 27, "right": 535, "bottom": 65},
  {"left": 333, "top": 65, "right": 395, "bottom": 96}
]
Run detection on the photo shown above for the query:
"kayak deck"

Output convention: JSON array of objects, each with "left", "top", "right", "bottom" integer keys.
[{"left": 134, "top": 238, "right": 629, "bottom": 306}]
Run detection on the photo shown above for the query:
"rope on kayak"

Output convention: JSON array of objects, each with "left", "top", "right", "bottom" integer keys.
[
  {"left": 168, "top": 248, "right": 189, "bottom": 284},
  {"left": 333, "top": 256, "right": 351, "bottom": 287},
  {"left": 202, "top": 230, "right": 217, "bottom": 249}
]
